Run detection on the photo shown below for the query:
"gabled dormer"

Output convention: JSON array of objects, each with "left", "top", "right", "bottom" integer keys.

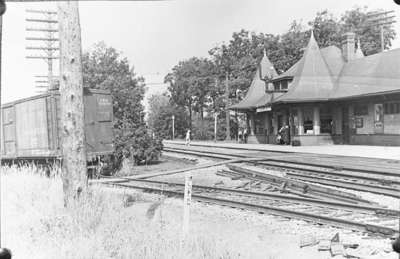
[{"left": 269, "top": 63, "right": 297, "bottom": 93}]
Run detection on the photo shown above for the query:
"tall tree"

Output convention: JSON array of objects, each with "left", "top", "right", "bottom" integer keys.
[
  {"left": 310, "top": 10, "right": 342, "bottom": 48},
  {"left": 165, "top": 57, "right": 214, "bottom": 131},
  {"left": 340, "top": 7, "right": 396, "bottom": 55}
]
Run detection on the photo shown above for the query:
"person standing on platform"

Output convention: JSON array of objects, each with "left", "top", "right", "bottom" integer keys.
[
  {"left": 279, "top": 124, "right": 290, "bottom": 145},
  {"left": 243, "top": 128, "right": 248, "bottom": 143},
  {"left": 238, "top": 128, "right": 243, "bottom": 143},
  {"left": 185, "top": 129, "right": 191, "bottom": 146}
]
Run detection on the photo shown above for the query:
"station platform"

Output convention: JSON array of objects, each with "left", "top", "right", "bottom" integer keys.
[{"left": 164, "top": 140, "right": 400, "bottom": 160}]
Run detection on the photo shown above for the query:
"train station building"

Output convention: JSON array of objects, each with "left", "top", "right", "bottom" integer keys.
[{"left": 230, "top": 31, "right": 400, "bottom": 146}]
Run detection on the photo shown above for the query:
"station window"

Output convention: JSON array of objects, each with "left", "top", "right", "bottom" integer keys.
[
  {"left": 384, "top": 102, "right": 400, "bottom": 114},
  {"left": 281, "top": 81, "right": 288, "bottom": 90},
  {"left": 273, "top": 82, "right": 280, "bottom": 91},
  {"left": 354, "top": 105, "right": 368, "bottom": 116},
  {"left": 303, "top": 108, "right": 313, "bottom": 134},
  {"left": 320, "top": 107, "right": 332, "bottom": 134}
]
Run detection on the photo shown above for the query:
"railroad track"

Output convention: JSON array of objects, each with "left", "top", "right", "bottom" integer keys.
[
  {"left": 164, "top": 145, "right": 400, "bottom": 198},
  {"left": 101, "top": 178, "right": 400, "bottom": 238}
]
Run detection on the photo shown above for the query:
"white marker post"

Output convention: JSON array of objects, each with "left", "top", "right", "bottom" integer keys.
[
  {"left": 214, "top": 112, "right": 218, "bottom": 143},
  {"left": 172, "top": 115, "right": 175, "bottom": 140},
  {"left": 182, "top": 171, "right": 193, "bottom": 240}
]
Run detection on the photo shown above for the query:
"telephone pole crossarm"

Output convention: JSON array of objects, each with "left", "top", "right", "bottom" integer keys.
[
  {"left": 26, "top": 9, "right": 57, "bottom": 14},
  {"left": 26, "top": 56, "right": 59, "bottom": 59},
  {"left": 26, "top": 28, "right": 58, "bottom": 32},
  {"left": 25, "top": 8, "right": 59, "bottom": 90}
]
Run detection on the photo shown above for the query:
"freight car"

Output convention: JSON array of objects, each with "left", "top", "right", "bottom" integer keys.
[{"left": 0, "top": 88, "right": 114, "bottom": 175}]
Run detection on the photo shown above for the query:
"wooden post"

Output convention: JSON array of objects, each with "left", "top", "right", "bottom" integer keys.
[
  {"left": 57, "top": 2, "right": 87, "bottom": 206},
  {"left": 298, "top": 107, "right": 304, "bottom": 135},
  {"left": 313, "top": 106, "right": 320, "bottom": 135},
  {"left": 182, "top": 171, "right": 192, "bottom": 237}
]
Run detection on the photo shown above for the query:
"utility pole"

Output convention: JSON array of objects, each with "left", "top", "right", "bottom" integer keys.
[
  {"left": 26, "top": 9, "right": 59, "bottom": 91},
  {"left": 57, "top": 2, "right": 87, "bottom": 206},
  {"left": 0, "top": 2, "right": 4, "bottom": 251},
  {"left": 366, "top": 10, "right": 396, "bottom": 52},
  {"left": 225, "top": 72, "right": 231, "bottom": 141},
  {"left": 0, "top": 2, "right": 11, "bottom": 257}
]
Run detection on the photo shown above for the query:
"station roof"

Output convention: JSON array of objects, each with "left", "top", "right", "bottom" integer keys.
[
  {"left": 230, "top": 52, "right": 278, "bottom": 110},
  {"left": 331, "top": 48, "right": 400, "bottom": 99},
  {"left": 275, "top": 32, "right": 336, "bottom": 103},
  {"left": 272, "top": 46, "right": 344, "bottom": 82},
  {"left": 230, "top": 30, "right": 400, "bottom": 109},
  {"left": 274, "top": 32, "right": 399, "bottom": 103}
]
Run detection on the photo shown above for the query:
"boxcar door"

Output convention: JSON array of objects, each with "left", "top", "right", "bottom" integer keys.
[
  {"left": 84, "top": 95, "right": 98, "bottom": 154},
  {"left": 2, "top": 106, "right": 17, "bottom": 158},
  {"left": 15, "top": 98, "right": 49, "bottom": 157},
  {"left": 95, "top": 93, "right": 114, "bottom": 154}
]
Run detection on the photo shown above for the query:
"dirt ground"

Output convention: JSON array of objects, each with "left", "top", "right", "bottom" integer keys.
[
  {"left": 126, "top": 155, "right": 398, "bottom": 259},
  {"left": 122, "top": 190, "right": 396, "bottom": 259},
  {"left": 117, "top": 153, "right": 196, "bottom": 176}
]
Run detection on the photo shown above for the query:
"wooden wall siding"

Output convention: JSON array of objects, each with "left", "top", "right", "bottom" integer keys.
[
  {"left": 2, "top": 107, "right": 16, "bottom": 156},
  {"left": 56, "top": 97, "right": 61, "bottom": 150},
  {"left": 15, "top": 98, "right": 49, "bottom": 153},
  {"left": 384, "top": 114, "right": 400, "bottom": 134},
  {"left": 1, "top": 89, "right": 114, "bottom": 159}
]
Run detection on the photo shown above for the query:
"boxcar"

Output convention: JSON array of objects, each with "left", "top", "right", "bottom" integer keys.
[{"left": 1, "top": 88, "right": 114, "bottom": 163}]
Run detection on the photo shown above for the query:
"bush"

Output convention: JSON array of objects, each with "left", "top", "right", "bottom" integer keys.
[
  {"left": 102, "top": 125, "right": 163, "bottom": 174},
  {"left": 191, "top": 116, "right": 227, "bottom": 141}
]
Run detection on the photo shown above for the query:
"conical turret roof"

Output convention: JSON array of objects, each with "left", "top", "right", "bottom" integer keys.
[
  {"left": 230, "top": 51, "right": 278, "bottom": 110},
  {"left": 277, "top": 31, "right": 335, "bottom": 102}
]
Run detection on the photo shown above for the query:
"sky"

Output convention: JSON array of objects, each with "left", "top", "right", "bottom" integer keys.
[{"left": 2, "top": 0, "right": 400, "bottom": 112}]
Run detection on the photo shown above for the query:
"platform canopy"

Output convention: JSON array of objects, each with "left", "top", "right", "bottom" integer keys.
[{"left": 230, "top": 51, "right": 278, "bottom": 110}]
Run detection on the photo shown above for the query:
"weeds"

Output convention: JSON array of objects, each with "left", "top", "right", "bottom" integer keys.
[{"left": 1, "top": 165, "right": 234, "bottom": 259}]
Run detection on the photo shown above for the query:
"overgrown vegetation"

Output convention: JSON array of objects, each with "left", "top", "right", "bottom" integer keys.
[
  {"left": 149, "top": 7, "right": 396, "bottom": 141},
  {"left": 2, "top": 166, "right": 235, "bottom": 259},
  {"left": 82, "top": 43, "right": 162, "bottom": 168}
]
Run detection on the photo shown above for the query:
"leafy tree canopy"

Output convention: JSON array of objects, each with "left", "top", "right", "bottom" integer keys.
[{"left": 147, "top": 92, "right": 190, "bottom": 139}]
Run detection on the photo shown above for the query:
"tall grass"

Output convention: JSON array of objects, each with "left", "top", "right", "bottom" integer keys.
[{"left": 1, "top": 165, "right": 234, "bottom": 259}]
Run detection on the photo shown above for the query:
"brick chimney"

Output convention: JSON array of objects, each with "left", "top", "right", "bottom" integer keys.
[{"left": 342, "top": 32, "right": 356, "bottom": 62}]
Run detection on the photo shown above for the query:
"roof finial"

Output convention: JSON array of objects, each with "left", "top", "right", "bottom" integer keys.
[
  {"left": 263, "top": 48, "right": 267, "bottom": 57},
  {"left": 310, "top": 29, "right": 314, "bottom": 39}
]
